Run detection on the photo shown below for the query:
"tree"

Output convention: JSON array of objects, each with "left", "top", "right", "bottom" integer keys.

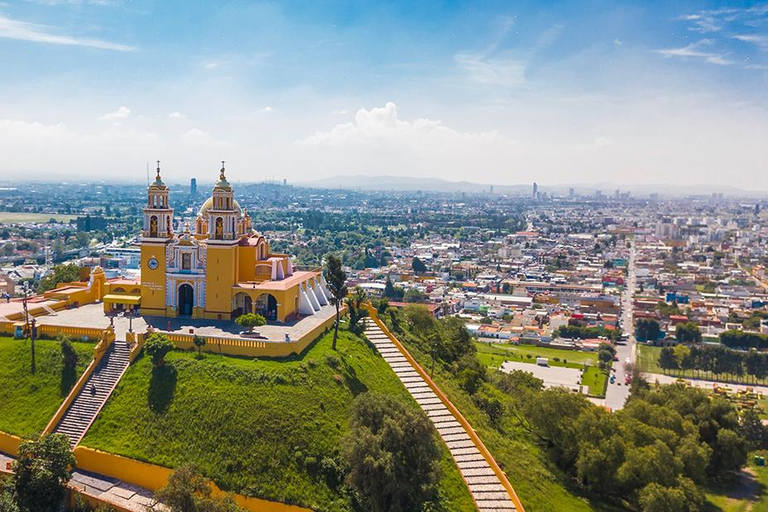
[
  {"left": 154, "top": 463, "right": 244, "bottom": 512},
  {"left": 145, "top": 333, "right": 175, "bottom": 367},
  {"left": 597, "top": 342, "right": 616, "bottom": 369},
  {"left": 412, "top": 256, "right": 427, "bottom": 274},
  {"left": 192, "top": 334, "right": 206, "bottom": 358},
  {"left": 384, "top": 277, "right": 397, "bottom": 298},
  {"left": 60, "top": 337, "right": 79, "bottom": 370},
  {"left": 13, "top": 433, "right": 75, "bottom": 512},
  {"left": 403, "top": 288, "right": 427, "bottom": 303},
  {"left": 658, "top": 347, "right": 679, "bottom": 373},
  {"left": 740, "top": 409, "right": 768, "bottom": 450},
  {"left": 636, "top": 319, "right": 661, "bottom": 342},
  {"left": 235, "top": 313, "right": 266, "bottom": 333},
  {"left": 347, "top": 286, "right": 369, "bottom": 334},
  {"left": 324, "top": 254, "right": 348, "bottom": 351},
  {"left": 675, "top": 322, "right": 701, "bottom": 344},
  {"left": 342, "top": 393, "right": 441, "bottom": 512},
  {"left": 673, "top": 344, "right": 691, "bottom": 374},
  {"left": 37, "top": 263, "right": 81, "bottom": 293}
]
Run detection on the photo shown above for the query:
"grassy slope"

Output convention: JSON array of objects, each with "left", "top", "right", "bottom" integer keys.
[
  {"left": 705, "top": 451, "right": 768, "bottom": 511},
  {"left": 401, "top": 338, "right": 601, "bottom": 512},
  {"left": 475, "top": 342, "right": 597, "bottom": 371},
  {"left": 82, "top": 330, "right": 475, "bottom": 512},
  {"left": 0, "top": 337, "right": 93, "bottom": 437}
]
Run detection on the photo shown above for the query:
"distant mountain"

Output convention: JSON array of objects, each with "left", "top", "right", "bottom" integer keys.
[{"left": 296, "top": 175, "right": 766, "bottom": 198}]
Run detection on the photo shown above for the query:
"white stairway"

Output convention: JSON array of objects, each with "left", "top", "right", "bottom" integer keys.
[{"left": 364, "top": 323, "right": 517, "bottom": 512}]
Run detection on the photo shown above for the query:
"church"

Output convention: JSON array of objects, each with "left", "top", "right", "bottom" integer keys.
[{"left": 111, "top": 162, "right": 330, "bottom": 322}]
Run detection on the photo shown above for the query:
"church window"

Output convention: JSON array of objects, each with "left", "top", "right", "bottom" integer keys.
[
  {"left": 215, "top": 217, "right": 224, "bottom": 239},
  {"left": 182, "top": 253, "right": 191, "bottom": 270}
]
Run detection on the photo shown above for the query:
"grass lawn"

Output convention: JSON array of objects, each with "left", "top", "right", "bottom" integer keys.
[
  {"left": 0, "top": 212, "right": 77, "bottom": 224},
  {"left": 581, "top": 366, "right": 609, "bottom": 398},
  {"left": 82, "top": 330, "right": 475, "bottom": 512},
  {"left": 705, "top": 452, "right": 768, "bottom": 511},
  {"left": 475, "top": 341, "right": 597, "bottom": 370},
  {"left": 637, "top": 344, "right": 768, "bottom": 386},
  {"left": 0, "top": 336, "right": 93, "bottom": 438}
]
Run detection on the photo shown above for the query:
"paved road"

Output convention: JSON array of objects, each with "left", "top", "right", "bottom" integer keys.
[{"left": 604, "top": 242, "right": 636, "bottom": 411}]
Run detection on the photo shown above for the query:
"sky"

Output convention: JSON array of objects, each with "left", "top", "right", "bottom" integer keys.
[{"left": 0, "top": 0, "right": 766, "bottom": 188}]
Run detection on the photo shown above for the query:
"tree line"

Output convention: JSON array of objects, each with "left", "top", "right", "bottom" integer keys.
[{"left": 658, "top": 343, "right": 768, "bottom": 383}]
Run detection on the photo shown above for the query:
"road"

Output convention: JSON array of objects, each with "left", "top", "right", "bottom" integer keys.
[{"left": 603, "top": 241, "right": 636, "bottom": 411}]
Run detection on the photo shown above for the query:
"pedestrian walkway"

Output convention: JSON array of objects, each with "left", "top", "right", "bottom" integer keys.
[
  {"left": 52, "top": 341, "right": 130, "bottom": 447},
  {"left": 364, "top": 322, "right": 519, "bottom": 512}
]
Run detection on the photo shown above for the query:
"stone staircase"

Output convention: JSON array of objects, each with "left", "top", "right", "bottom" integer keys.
[
  {"left": 364, "top": 322, "right": 518, "bottom": 512},
  {"left": 53, "top": 341, "right": 130, "bottom": 448}
]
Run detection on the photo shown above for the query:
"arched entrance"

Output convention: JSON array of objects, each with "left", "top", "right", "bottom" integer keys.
[
  {"left": 254, "top": 293, "right": 278, "bottom": 321},
  {"left": 232, "top": 292, "right": 252, "bottom": 319},
  {"left": 178, "top": 284, "right": 194, "bottom": 316}
]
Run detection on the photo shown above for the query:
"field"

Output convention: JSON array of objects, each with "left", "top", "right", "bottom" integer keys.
[
  {"left": 82, "top": 330, "right": 475, "bottom": 511},
  {"left": 475, "top": 341, "right": 598, "bottom": 370},
  {"left": 0, "top": 212, "right": 78, "bottom": 224},
  {"left": 0, "top": 336, "right": 93, "bottom": 437},
  {"left": 705, "top": 452, "right": 768, "bottom": 511},
  {"left": 637, "top": 344, "right": 768, "bottom": 385},
  {"left": 581, "top": 366, "right": 609, "bottom": 398}
]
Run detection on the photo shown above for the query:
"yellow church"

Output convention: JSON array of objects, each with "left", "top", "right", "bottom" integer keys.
[{"left": 129, "top": 162, "right": 330, "bottom": 322}]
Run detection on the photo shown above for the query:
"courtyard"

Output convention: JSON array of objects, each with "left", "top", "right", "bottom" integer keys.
[{"left": 32, "top": 302, "right": 337, "bottom": 342}]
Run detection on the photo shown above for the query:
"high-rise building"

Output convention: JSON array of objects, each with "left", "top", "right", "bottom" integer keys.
[
  {"left": 569, "top": 188, "right": 575, "bottom": 199},
  {"left": 190, "top": 177, "right": 197, "bottom": 196},
  {"left": 532, "top": 182, "right": 538, "bottom": 199}
]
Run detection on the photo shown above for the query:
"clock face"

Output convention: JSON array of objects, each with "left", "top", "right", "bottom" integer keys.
[{"left": 147, "top": 257, "right": 159, "bottom": 270}]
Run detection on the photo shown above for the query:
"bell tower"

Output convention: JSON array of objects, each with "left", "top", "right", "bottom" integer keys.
[{"left": 140, "top": 161, "right": 173, "bottom": 316}]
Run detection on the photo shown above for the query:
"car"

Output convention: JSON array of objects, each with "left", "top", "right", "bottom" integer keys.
[{"left": 610, "top": 375, "right": 616, "bottom": 384}]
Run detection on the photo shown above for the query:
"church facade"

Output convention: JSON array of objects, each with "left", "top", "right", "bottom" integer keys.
[{"left": 134, "top": 163, "right": 329, "bottom": 322}]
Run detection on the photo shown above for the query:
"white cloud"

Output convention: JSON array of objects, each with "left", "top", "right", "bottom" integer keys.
[
  {"left": 454, "top": 52, "right": 526, "bottom": 86},
  {"left": 734, "top": 34, "right": 768, "bottom": 49},
  {"left": 299, "top": 102, "right": 502, "bottom": 148},
  {"left": 204, "top": 61, "right": 223, "bottom": 69},
  {"left": 679, "top": 14, "right": 721, "bottom": 33},
  {"left": 0, "top": 14, "right": 135, "bottom": 51},
  {"left": 656, "top": 39, "right": 733, "bottom": 65},
  {"left": 168, "top": 111, "right": 185, "bottom": 119},
  {"left": 613, "top": 38, "right": 623, "bottom": 46},
  {"left": 332, "top": 109, "right": 348, "bottom": 115},
  {"left": 260, "top": 106, "right": 273, "bottom": 113},
  {"left": 100, "top": 106, "right": 131, "bottom": 120}
]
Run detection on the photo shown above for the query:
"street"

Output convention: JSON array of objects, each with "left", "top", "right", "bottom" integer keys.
[{"left": 604, "top": 240, "right": 636, "bottom": 411}]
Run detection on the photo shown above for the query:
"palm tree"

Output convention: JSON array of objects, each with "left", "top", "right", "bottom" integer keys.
[{"left": 324, "top": 254, "right": 348, "bottom": 350}]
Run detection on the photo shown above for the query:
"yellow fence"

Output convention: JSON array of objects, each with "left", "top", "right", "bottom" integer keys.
[
  {"left": 365, "top": 305, "right": 526, "bottom": 512},
  {"left": 74, "top": 446, "right": 310, "bottom": 512},
  {"left": 42, "top": 327, "right": 116, "bottom": 436},
  {"left": 0, "top": 431, "right": 22, "bottom": 459},
  {"left": 145, "top": 306, "right": 345, "bottom": 359}
]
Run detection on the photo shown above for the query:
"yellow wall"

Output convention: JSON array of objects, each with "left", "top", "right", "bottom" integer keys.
[
  {"left": 237, "top": 244, "right": 256, "bottom": 282},
  {"left": 140, "top": 243, "right": 167, "bottom": 315},
  {"left": 74, "top": 447, "right": 310, "bottom": 512},
  {"left": 0, "top": 431, "right": 22, "bottom": 458},
  {"left": 205, "top": 245, "right": 237, "bottom": 319}
]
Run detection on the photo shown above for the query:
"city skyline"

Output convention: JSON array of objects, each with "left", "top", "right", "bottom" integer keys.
[{"left": 0, "top": 1, "right": 766, "bottom": 187}]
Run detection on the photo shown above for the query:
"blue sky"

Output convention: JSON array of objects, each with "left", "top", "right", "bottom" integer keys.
[{"left": 0, "top": 0, "right": 766, "bottom": 187}]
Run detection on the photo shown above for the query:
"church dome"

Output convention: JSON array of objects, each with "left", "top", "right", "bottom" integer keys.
[{"left": 198, "top": 196, "right": 242, "bottom": 216}]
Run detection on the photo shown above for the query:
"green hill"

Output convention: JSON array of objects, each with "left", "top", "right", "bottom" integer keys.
[
  {"left": 0, "top": 337, "right": 93, "bottom": 438},
  {"left": 82, "top": 330, "right": 475, "bottom": 511}
]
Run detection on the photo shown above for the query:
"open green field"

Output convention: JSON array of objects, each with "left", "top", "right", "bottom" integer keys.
[
  {"left": 0, "top": 212, "right": 78, "bottom": 224},
  {"left": 0, "top": 336, "right": 93, "bottom": 437},
  {"left": 475, "top": 341, "right": 597, "bottom": 370},
  {"left": 581, "top": 366, "right": 609, "bottom": 398},
  {"left": 637, "top": 344, "right": 768, "bottom": 385},
  {"left": 705, "top": 452, "right": 768, "bottom": 511},
  {"left": 82, "top": 330, "right": 475, "bottom": 511}
]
